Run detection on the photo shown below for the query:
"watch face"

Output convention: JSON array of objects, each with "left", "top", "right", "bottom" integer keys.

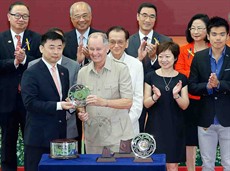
[
  {"left": 68, "top": 84, "right": 90, "bottom": 107},
  {"left": 131, "top": 133, "right": 156, "bottom": 158}
]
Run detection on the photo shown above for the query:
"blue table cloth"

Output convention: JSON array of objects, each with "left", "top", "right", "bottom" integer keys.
[{"left": 39, "top": 153, "right": 166, "bottom": 171}]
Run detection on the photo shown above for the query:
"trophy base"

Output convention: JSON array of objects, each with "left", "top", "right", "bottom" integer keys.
[
  {"left": 113, "top": 152, "right": 135, "bottom": 158},
  {"left": 96, "top": 157, "right": 116, "bottom": 162},
  {"left": 133, "top": 157, "right": 153, "bottom": 163}
]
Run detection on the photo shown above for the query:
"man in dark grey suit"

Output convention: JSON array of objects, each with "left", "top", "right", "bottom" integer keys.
[
  {"left": 21, "top": 31, "right": 75, "bottom": 171},
  {"left": 63, "top": 2, "right": 100, "bottom": 153},
  {"left": 28, "top": 28, "right": 80, "bottom": 140},
  {"left": 126, "top": 2, "right": 172, "bottom": 132},
  {"left": 63, "top": 1, "right": 99, "bottom": 66},
  {"left": 0, "top": 2, "right": 41, "bottom": 171}
]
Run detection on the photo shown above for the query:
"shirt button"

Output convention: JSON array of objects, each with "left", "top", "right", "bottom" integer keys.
[
  {"left": 59, "top": 120, "right": 62, "bottom": 123},
  {"left": 214, "top": 97, "right": 218, "bottom": 100}
]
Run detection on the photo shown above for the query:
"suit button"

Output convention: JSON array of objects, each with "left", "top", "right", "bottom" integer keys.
[
  {"left": 214, "top": 97, "right": 218, "bottom": 100},
  {"left": 59, "top": 120, "right": 62, "bottom": 123}
]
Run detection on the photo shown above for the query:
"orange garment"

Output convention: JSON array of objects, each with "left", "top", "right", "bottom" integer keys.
[{"left": 175, "top": 42, "right": 200, "bottom": 100}]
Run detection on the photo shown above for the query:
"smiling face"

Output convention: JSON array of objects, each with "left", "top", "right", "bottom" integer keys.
[
  {"left": 40, "top": 39, "right": 64, "bottom": 66},
  {"left": 8, "top": 5, "right": 29, "bottom": 34},
  {"left": 88, "top": 35, "right": 109, "bottom": 66},
  {"left": 137, "top": 7, "right": 156, "bottom": 35},
  {"left": 158, "top": 49, "right": 176, "bottom": 70},
  {"left": 108, "top": 30, "right": 128, "bottom": 59},
  {"left": 70, "top": 2, "right": 92, "bottom": 34},
  {"left": 190, "top": 19, "right": 207, "bottom": 42}
]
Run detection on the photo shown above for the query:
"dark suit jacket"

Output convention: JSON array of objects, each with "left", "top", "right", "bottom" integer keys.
[
  {"left": 0, "top": 29, "right": 41, "bottom": 113},
  {"left": 21, "top": 60, "right": 69, "bottom": 147},
  {"left": 189, "top": 46, "right": 230, "bottom": 127},
  {"left": 63, "top": 27, "right": 99, "bottom": 62},
  {"left": 126, "top": 31, "right": 172, "bottom": 75}
]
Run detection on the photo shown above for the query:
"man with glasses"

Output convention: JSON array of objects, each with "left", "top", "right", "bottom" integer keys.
[
  {"left": 106, "top": 26, "right": 144, "bottom": 136},
  {"left": 126, "top": 2, "right": 172, "bottom": 133},
  {"left": 189, "top": 16, "right": 230, "bottom": 171},
  {"left": 0, "top": 1, "right": 41, "bottom": 171},
  {"left": 63, "top": 1, "right": 100, "bottom": 154},
  {"left": 63, "top": 1, "right": 99, "bottom": 66}
]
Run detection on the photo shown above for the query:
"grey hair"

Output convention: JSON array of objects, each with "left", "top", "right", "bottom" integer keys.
[
  {"left": 70, "top": 1, "right": 92, "bottom": 17},
  {"left": 88, "top": 32, "right": 108, "bottom": 45}
]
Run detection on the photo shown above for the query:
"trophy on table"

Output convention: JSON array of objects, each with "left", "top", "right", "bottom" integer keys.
[
  {"left": 131, "top": 133, "right": 156, "bottom": 162},
  {"left": 113, "top": 139, "right": 135, "bottom": 158}
]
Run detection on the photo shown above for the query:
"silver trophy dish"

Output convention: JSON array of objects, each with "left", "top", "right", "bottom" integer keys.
[
  {"left": 131, "top": 133, "right": 156, "bottom": 159},
  {"left": 68, "top": 84, "right": 90, "bottom": 107}
]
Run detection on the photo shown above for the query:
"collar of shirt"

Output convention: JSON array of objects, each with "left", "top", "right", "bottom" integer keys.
[
  {"left": 139, "top": 30, "right": 153, "bottom": 44},
  {"left": 88, "top": 55, "right": 112, "bottom": 74},
  {"left": 10, "top": 29, "right": 24, "bottom": 48},
  {"left": 41, "top": 58, "right": 58, "bottom": 72},
  {"left": 75, "top": 27, "right": 90, "bottom": 46},
  {"left": 208, "top": 46, "right": 226, "bottom": 76},
  {"left": 108, "top": 52, "right": 126, "bottom": 62},
  {"left": 151, "top": 56, "right": 158, "bottom": 65}
]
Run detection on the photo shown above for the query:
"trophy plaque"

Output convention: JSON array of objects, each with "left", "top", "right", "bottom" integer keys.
[
  {"left": 96, "top": 146, "right": 116, "bottom": 162},
  {"left": 50, "top": 139, "right": 79, "bottom": 159},
  {"left": 68, "top": 84, "right": 90, "bottom": 107},
  {"left": 113, "top": 139, "right": 135, "bottom": 158},
  {"left": 131, "top": 133, "right": 156, "bottom": 162}
]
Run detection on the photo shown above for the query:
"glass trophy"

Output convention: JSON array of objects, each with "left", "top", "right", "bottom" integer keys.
[
  {"left": 131, "top": 133, "right": 156, "bottom": 162},
  {"left": 68, "top": 84, "right": 90, "bottom": 107}
]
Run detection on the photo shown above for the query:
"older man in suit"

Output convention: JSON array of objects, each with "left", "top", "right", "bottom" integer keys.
[
  {"left": 63, "top": 1, "right": 99, "bottom": 66},
  {"left": 0, "top": 2, "right": 41, "bottom": 171},
  {"left": 28, "top": 28, "right": 80, "bottom": 140},
  {"left": 21, "top": 31, "right": 75, "bottom": 171},
  {"left": 189, "top": 17, "right": 230, "bottom": 171},
  {"left": 126, "top": 2, "right": 172, "bottom": 132}
]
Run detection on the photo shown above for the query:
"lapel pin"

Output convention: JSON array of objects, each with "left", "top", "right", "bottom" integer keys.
[
  {"left": 61, "top": 72, "right": 64, "bottom": 76},
  {"left": 8, "top": 40, "right": 12, "bottom": 43}
]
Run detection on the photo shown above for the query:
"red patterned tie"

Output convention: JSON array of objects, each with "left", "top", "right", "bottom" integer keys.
[
  {"left": 79, "top": 35, "right": 84, "bottom": 45},
  {"left": 15, "top": 35, "right": 22, "bottom": 48},
  {"left": 51, "top": 66, "right": 61, "bottom": 95}
]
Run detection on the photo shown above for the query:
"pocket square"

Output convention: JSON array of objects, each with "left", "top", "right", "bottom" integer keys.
[{"left": 224, "top": 68, "right": 230, "bottom": 71}]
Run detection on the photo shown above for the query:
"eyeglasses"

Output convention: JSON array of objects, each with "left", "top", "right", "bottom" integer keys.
[
  {"left": 189, "top": 27, "right": 206, "bottom": 32},
  {"left": 72, "top": 13, "right": 90, "bottom": 20},
  {"left": 10, "top": 13, "right": 29, "bottom": 20},
  {"left": 139, "top": 13, "right": 156, "bottom": 20},
  {"left": 109, "top": 40, "right": 126, "bottom": 46}
]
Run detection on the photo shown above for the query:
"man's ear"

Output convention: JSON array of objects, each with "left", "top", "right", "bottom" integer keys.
[{"left": 39, "top": 45, "right": 43, "bottom": 53}]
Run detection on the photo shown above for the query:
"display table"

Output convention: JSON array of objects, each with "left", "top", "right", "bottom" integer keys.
[{"left": 39, "top": 153, "right": 166, "bottom": 171}]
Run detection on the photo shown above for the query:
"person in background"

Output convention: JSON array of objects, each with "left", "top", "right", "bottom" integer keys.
[
  {"left": 106, "top": 26, "right": 144, "bottom": 136},
  {"left": 28, "top": 27, "right": 80, "bottom": 141},
  {"left": 63, "top": 2, "right": 100, "bottom": 153},
  {"left": 63, "top": 1, "right": 99, "bottom": 65},
  {"left": 144, "top": 41, "right": 189, "bottom": 171},
  {"left": 0, "top": 2, "right": 41, "bottom": 171},
  {"left": 77, "top": 32, "right": 134, "bottom": 154},
  {"left": 189, "top": 16, "right": 230, "bottom": 171},
  {"left": 126, "top": 2, "right": 172, "bottom": 132},
  {"left": 175, "top": 13, "right": 210, "bottom": 171},
  {"left": 21, "top": 31, "right": 75, "bottom": 171}
]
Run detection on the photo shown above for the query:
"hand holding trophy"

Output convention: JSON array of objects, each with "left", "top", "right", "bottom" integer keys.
[{"left": 68, "top": 84, "right": 90, "bottom": 107}]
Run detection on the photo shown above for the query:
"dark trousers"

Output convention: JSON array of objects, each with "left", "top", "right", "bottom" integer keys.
[
  {"left": 0, "top": 94, "right": 26, "bottom": 171},
  {"left": 24, "top": 145, "right": 49, "bottom": 171},
  {"left": 138, "top": 106, "right": 147, "bottom": 133}
]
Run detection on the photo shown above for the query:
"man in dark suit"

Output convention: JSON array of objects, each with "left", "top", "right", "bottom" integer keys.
[
  {"left": 21, "top": 31, "right": 75, "bottom": 171},
  {"left": 0, "top": 2, "right": 41, "bottom": 171},
  {"left": 189, "top": 16, "right": 230, "bottom": 171},
  {"left": 63, "top": 1, "right": 99, "bottom": 66},
  {"left": 63, "top": 1, "right": 99, "bottom": 153},
  {"left": 126, "top": 2, "right": 172, "bottom": 132},
  {"left": 28, "top": 27, "right": 81, "bottom": 140}
]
